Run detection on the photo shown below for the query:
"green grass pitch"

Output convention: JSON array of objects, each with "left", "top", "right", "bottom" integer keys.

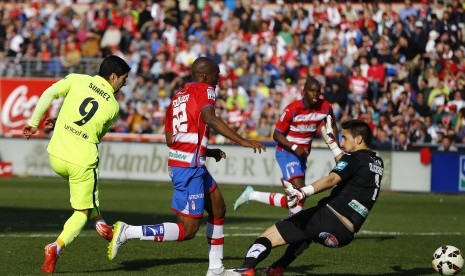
[{"left": 1, "top": 177, "right": 464, "bottom": 275}]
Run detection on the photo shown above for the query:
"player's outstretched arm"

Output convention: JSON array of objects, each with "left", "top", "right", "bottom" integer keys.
[
  {"left": 23, "top": 86, "right": 59, "bottom": 140},
  {"left": 201, "top": 107, "right": 266, "bottom": 153}
]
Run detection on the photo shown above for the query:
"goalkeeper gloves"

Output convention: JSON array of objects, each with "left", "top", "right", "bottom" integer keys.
[
  {"left": 282, "top": 180, "right": 315, "bottom": 208},
  {"left": 321, "top": 115, "right": 343, "bottom": 157}
]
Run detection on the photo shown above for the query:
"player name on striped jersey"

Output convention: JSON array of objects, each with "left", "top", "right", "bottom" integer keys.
[{"left": 172, "top": 94, "right": 190, "bottom": 107}]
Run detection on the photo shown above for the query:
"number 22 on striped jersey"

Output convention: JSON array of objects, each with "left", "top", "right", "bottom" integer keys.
[{"left": 172, "top": 102, "right": 187, "bottom": 135}]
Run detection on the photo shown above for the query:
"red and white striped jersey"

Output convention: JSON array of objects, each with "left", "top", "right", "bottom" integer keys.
[
  {"left": 275, "top": 99, "right": 334, "bottom": 152},
  {"left": 349, "top": 75, "right": 369, "bottom": 96},
  {"left": 165, "top": 82, "right": 216, "bottom": 167}
]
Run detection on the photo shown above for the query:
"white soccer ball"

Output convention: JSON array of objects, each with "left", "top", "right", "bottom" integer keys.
[{"left": 432, "top": 245, "right": 464, "bottom": 275}]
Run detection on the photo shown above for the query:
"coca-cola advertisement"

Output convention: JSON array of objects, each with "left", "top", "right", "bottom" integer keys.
[{"left": 0, "top": 78, "right": 58, "bottom": 136}]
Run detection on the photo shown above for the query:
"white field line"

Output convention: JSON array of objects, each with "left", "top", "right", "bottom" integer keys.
[{"left": 0, "top": 229, "right": 464, "bottom": 238}]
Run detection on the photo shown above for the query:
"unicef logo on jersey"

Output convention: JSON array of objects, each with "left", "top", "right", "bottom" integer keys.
[
  {"left": 460, "top": 156, "right": 465, "bottom": 191},
  {"left": 82, "top": 133, "right": 89, "bottom": 140}
]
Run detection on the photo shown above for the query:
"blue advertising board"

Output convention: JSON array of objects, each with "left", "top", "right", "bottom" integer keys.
[{"left": 431, "top": 152, "right": 465, "bottom": 193}]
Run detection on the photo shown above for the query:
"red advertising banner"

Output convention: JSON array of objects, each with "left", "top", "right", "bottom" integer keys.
[
  {"left": 0, "top": 78, "right": 57, "bottom": 135},
  {"left": 0, "top": 162, "right": 13, "bottom": 177}
]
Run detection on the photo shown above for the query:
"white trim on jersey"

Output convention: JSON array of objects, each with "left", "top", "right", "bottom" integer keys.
[
  {"left": 290, "top": 125, "right": 318, "bottom": 133},
  {"left": 287, "top": 136, "right": 313, "bottom": 144},
  {"left": 293, "top": 113, "right": 328, "bottom": 122}
]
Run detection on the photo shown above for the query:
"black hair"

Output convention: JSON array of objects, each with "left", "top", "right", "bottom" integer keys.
[
  {"left": 304, "top": 76, "right": 321, "bottom": 91},
  {"left": 342, "top": 120, "right": 373, "bottom": 147},
  {"left": 98, "top": 55, "right": 131, "bottom": 79}
]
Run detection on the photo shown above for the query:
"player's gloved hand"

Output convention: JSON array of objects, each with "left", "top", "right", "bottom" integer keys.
[
  {"left": 321, "top": 115, "right": 336, "bottom": 145},
  {"left": 321, "top": 115, "right": 343, "bottom": 157},
  {"left": 281, "top": 179, "right": 306, "bottom": 208}
]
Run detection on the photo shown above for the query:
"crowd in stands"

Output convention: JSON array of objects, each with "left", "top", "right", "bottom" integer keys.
[{"left": 1, "top": 0, "right": 465, "bottom": 151}]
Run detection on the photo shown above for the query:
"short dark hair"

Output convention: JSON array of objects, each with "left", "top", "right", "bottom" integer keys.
[
  {"left": 304, "top": 76, "right": 321, "bottom": 91},
  {"left": 98, "top": 55, "right": 131, "bottom": 79},
  {"left": 342, "top": 120, "right": 373, "bottom": 147}
]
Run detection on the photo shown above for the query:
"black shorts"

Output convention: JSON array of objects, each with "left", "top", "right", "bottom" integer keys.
[{"left": 275, "top": 205, "right": 354, "bottom": 248}]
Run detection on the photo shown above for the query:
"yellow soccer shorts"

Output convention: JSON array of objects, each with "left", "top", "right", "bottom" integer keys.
[{"left": 49, "top": 154, "right": 100, "bottom": 210}]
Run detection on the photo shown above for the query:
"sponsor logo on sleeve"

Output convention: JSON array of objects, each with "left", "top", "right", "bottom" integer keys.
[
  {"left": 333, "top": 161, "right": 348, "bottom": 171},
  {"left": 207, "top": 88, "right": 216, "bottom": 100}
]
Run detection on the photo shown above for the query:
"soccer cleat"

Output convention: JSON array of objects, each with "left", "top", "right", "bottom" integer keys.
[
  {"left": 108, "top": 221, "right": 129, "bottom": 260},
  {"left": 226, "top": 268, "right": 255, "bottom": 275},
  {"left": 207, "top": 266, "right": 244, "bottom": 276},
  {"left": 233, "top": 186, "right": 254, "bottom": 211},
  {"left": 263, "top": 266, "right": 285, "bottom": 276},
  {"left": 96, "top": 222, "right": 113, "bottom": 241},
  {"left": 41, "top": 243, "right": 59, "bottom": 274}
]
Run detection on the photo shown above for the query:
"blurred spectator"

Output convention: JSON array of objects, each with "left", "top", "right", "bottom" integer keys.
[
  {"left": 455, "top": 108, "right": 465, "bottom": 143},
  {"left": 372, "top": 128, "right": 392, "bottom": 150},
  {"left": 135, "top": 115, "right": 154, "bottom": 134},
  {"left": 62, "top": 39, "right": 82, "bottom": 72},
  {"left": 256, "top": 115, "right": 273, "bottom": 140},
  {"left": 437, "top": 135, "right": 458, "bottom": 151},
  {"left": 157, "top": 88, "right": 171, "bottom": 110},
  {"left": 392, "top": 131, "right": 411, "bottom": 151},
  {"left": 428, "top": 80, "right": 450, "bottom": 110},
  {"left": 412, "top": 92, "right": 431, "bottom": 117},
  {"left": 348, "top": 66, "right": 368, "bottom": 105},
  {"left": 100, "top": 23, "right": 121, "bottom": 50},
  {"left": 448, "top": 91, "right": 465, "bottom": 111}
]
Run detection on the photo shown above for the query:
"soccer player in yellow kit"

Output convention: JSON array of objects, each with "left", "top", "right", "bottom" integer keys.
[{"left": 22, "top": 55, "right": 130, "bottom": 274}]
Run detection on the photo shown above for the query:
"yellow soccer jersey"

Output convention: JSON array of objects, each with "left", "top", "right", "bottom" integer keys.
[{"left": 47, "top": 74, "right": 119, "bottom": 168}]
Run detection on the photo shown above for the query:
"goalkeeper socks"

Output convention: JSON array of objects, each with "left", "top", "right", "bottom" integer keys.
[
  {"left": 207, "top": 218, "right": 224, "bottom": 270},
  {"left": 272, "top": 241, "right": 310, "bottom": 268},
  {"left": 131, "top": 223, "right": 185, "bottom": 241},
  {"left": 249, "top": 191, "right": 287, "bottom": 208},
  {"left": 57, "top": 211, "right": 87, "bottom": 247},
  {"left": 242, "top": 237, "right": 272, "bottom": 269}
]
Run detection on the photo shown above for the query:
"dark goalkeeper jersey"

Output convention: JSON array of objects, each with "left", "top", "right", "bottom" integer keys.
[{"left": 319, "top": 149, "right": 384, "bottom": 232}]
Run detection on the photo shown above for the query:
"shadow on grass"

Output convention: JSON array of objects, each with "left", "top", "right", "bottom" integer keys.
[
  {"left": 354, "top": 236, "right": 396, "bottom": 242},
  {"left": 64, "top": 256, "right": 244, "bottom": 274},
  {"left": 0, "top": 207, "right": 276, "bottom": 232},
  {"left": 253, "top": 264, "right": 433, "bottom": 276}
]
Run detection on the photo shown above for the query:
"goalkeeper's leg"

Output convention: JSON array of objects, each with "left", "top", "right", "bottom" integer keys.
[{"left": 268, "top": 240, "right": 311, "bottom": 271}]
